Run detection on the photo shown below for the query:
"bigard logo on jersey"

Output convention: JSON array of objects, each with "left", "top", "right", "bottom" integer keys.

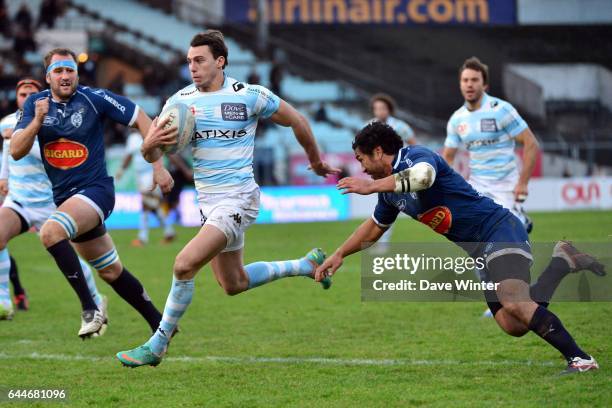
[
  {"left": 417, "top": 206, "right": 452, "bottom": 234},
  {"left": 44, "top": 138, "right": 89, "bottom": 169}
]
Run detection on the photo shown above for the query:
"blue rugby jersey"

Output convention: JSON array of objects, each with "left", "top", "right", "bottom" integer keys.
[
  {"left": 445, "top": 93, "right": 528, "bottom": 180},
  {"left": 372, "top": 146, "right": 510, "bottom": 243},
  {"left": 14, "top": 86, "right": 138, "bottom": 204}
]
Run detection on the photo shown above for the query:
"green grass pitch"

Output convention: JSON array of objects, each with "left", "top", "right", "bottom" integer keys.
[{"left": 1, "top": 211, "right": 611, "bottom": 407}]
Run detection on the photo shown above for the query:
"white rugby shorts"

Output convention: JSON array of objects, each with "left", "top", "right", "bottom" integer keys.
[{"left": 198, "top": 187, "right": 260, "bottom": 252}]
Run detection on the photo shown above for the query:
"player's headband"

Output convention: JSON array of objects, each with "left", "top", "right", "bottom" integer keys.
[
  {"left": 16, "top": 78, "right": 42, "bottom": 92},
  {"left": 46, "top": 60, "right": 78, "bottom": 74}
]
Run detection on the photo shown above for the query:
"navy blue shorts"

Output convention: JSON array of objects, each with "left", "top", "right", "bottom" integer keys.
[
  {"left": 57, "top": 177, "right": 115, "bottom": 222},
  {"left": 478, "top": 214, "right": 533, "bottom": 315}
]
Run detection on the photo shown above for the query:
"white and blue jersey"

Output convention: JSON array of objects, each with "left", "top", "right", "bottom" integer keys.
[
  {"left": 372, "top": 146, "right": 511, "bottom": 245},
  {"left": 1, "top": 111, "right": 54, "bottom": 207},
  {"left": 14, "top": 86, "right": 138, "bottom": 208},
  {"left": 164, "top": 75, "right": 280, "bottom": 197},
  {"left": 445, "top": 93, "right": 528, "bottom": 181},
  {"left": 368, "top": 116, "right": 415, "bottom": 144}
]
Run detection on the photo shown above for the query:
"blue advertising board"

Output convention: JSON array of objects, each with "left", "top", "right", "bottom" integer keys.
[
  {"left": 225, "top": 0, "right": 516, "bottom": 26},
  {"left": 106, "top": 185, "right": 349, "bottom": 229}
]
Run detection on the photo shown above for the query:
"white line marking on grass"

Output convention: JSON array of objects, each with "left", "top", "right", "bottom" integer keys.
[{"left": 0, "top": 352, "right": 557, "bottom": 367}]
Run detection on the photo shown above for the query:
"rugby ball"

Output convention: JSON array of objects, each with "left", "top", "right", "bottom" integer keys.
[{"left": 158, "top": 103, "right": 195, "bottom": 154}]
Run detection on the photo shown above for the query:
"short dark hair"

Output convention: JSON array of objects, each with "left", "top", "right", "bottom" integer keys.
[
  {"left": 370, "top": 93, "right": 396, "bottom": 115},
  {"left": 459, "top": 56, "right": 489, "bottom": 85},
  {"left": 352, "top": 122, "right": 403, "bottom": 155},
  {"left": 44, "top": 48, "right": 77, "bottom": 70},
  {"left": 190, "top": 30, "right": 228, "bottom": 69}
]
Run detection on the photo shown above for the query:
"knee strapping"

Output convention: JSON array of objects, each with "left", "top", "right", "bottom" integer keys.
[
  {"left": 48, "top": 211, "right": 78, "bottom": 240},
  {"left": 89, "top": 247, "right": 120, "bottom": 271}
]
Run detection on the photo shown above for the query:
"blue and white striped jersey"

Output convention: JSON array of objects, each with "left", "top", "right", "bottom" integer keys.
[
  {"left": 445, "top": 93, "right": 528, "bottom": 180},
  {"left": 0, "top": 111, "right": 53, "bottom": 207},
  {"left": 164, "top": 75, "right": 280, "bottom": 197}
]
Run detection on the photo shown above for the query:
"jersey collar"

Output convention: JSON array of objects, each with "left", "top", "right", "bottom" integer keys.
[
  {"left": 392, "top": 149, "right": 403, "bottom": 171},
  {"left": 464, "top": 92, "right": 489, "bottom": 112}
]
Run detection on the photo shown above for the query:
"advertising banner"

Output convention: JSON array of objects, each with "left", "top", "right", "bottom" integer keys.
[
  {"left": 225, "top": 0, "right": 516, "bottom": 26},
  {"left": 107, "top": 185, "right": 350, "bottom": 229}
]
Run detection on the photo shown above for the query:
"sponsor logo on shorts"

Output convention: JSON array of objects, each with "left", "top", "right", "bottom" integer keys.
[
  {"left": 230, "top": 213, "right": 242, "bottom": 226},
  {"left": 43, "top": 138, "right": 89, "bottom": 169},
  {"left": 221, "top": 103, "right": 248, "bottom": 121},
  {"left": 417, "top": 206, "right": 452, "bottom": 234}
]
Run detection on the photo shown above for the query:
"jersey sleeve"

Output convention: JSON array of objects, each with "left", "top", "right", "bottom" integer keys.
[
  {"left": 499, "top": 102, "right": 528, "bottom": 138},
  {"left": 161, "top": 94, "right": 178, "bottom": 112},
  {"left": 444, "top": 118, "right": 461, "bottom": 148},
  {"left": 247, "top": 84, "right": 280, "bottom": 119},
  {"left": 372, "top": 193, "right": 399, "bottom": 228},
  {"left": 13, "top": 96, "right": 35, "bottom": 134},
  {"left": 93, "top": 89, "right": 139, "bottom": 127}
]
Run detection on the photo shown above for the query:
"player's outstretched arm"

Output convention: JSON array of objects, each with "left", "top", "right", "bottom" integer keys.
[
  {"left": 11, "top": 97, "right": 48, "bottom": 160},
  {"left": 270, "top": 100, "right": 340, "bottom": 177},
  {"left": 338, "top": 162, "right": 436, "bottom": 195},
  {"left": 315, "top": 218, "right": 386, "bottom": 281},
  {"left": 513, "top": 128, "right": 539, "bottom": 201}
]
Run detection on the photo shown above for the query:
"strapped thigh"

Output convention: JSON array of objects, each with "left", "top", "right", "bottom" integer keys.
[
  {"left": 48, "top": 211, "right": 78, "bottom": 240},
  {"left": 88, "top": 247, "right": 120, "bottom": 271}
]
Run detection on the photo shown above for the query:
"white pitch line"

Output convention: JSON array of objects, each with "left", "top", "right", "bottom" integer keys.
[{"left": 0, "top": 352, "right": 557, "bottom": 367}]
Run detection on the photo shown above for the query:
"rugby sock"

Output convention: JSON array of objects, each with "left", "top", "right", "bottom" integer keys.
[
  {"left": 157, "top": 208, "right": 175, "bottom": 238},
  {"left": 138, "top": 211, "right": 149, "bottom": 243},
  {"left": 146, "top": 276, "right": 194, "bottom": 355},
  {"left": 528, "top": 305, "right": 590, "bottom": 360},
  {"left": 0, "top": 249, "right": 11, "bottom": 308},
  {"left": 166, "top": 208, "right": 179, "bottom": 227},
  {"left": 9, "top": 255, "right": 25, "bottom": 296},
  {"left": 47, "top": 240, "right": 98, "bottom": 311},
  {"left": 530, "top": 257, "right": 571, "bottom": 306},
  {"left": 79, "top": 258, "right": 103, "bottom": 309},
  {"left": 109, "top": 268, "right": 161, "bottom": 331},
  {"left": 245, "top": 257, "right": 314, "bottom": 289}
]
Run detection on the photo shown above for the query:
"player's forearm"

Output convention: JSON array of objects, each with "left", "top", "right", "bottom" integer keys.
[
  {"left": 369, "top": 163, "right": 436, "bottom": 194},
  {"left": 518, "top": 136, "right": 539, "bottom": 185},
  {"left": 292, "top": 115, "right": 323, "bottom": 166},
  {"left": 442, "top": 148, "right": 456, "bottom": 165},
  {"left": 10, "top": 122, "right": 40, "bottom": 160},
  {"left": 335, "top": 219, "right": 385, "bottom": 258},
  {"left": 141, "top": 142, "right": 163, "bottom": 163}
]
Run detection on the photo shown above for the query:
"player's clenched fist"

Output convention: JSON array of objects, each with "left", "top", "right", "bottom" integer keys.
[
  {"left": 34, "top": 97, "right": 50, "bottom": 123},
  {"left": 315, "top": 252, "right": 343, "bottom": 282}
]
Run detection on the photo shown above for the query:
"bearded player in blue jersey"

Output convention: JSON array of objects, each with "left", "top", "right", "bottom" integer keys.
[
  {"left": 0, "top": 78, "right": 105, "bottom": 321},
  {"left": 116, "top": 30, "right": 340, "bottom": 367},
  {"left": 11, "top": 48, "right": 171, "bottom": 338},
  {"left": 315, "top": 122, "right": 602, "bottom": 375}
]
